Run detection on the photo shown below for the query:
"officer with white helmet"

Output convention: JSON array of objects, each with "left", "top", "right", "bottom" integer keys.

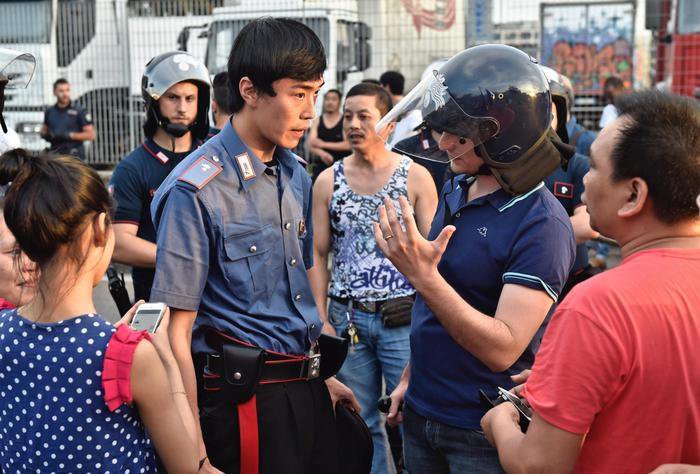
[
  {"left": 109, "top": 51, "right": 211, "bottom": 302},
  {"left": 374, "top": 44, "right": 576, "bottom": 471}
]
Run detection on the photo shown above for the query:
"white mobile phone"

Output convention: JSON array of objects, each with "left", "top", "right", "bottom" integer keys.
[{"left": 129, "top": 302, "right": 166, "bottom": 333}]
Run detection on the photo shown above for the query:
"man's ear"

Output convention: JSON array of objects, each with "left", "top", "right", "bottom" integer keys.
[
  {"left": 377, "top": 121, "right": 396, "bottom": 141},
  {"left": 618, "top": 177, "right": 648, "bottom": 219},
  {"left": 239, "top": 77, "right": 259, "bottom": 108}
]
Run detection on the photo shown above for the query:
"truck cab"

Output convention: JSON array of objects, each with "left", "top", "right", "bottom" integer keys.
[{"left": 203, "top": 0, "right": 371, "bottom": 99}]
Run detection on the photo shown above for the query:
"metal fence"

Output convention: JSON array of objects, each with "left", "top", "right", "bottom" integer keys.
[{"left": 1, "top": 0, "right": 698, "bottom": 165}]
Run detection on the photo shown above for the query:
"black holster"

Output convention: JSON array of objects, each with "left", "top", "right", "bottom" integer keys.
[
  {"left": 318, "top": 333, "right": 348, "bottom": 379},
  {"left": 206, "top": 343, "right": 267, "bottom": 404}
]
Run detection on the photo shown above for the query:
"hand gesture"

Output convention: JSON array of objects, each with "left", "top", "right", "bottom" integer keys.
[{"left": 373, "top": 196, "right": 455, "bottom": 287}]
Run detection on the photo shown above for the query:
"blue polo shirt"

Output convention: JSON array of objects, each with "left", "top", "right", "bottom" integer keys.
[
  {"left": 406, "top": 176, "right": 575, "bottom": 430},
  {"left": 150, "top": 121, "right": 321, "bottom": 355},
  {"left": 544, "top": 153, "right": 590, "bottom": 273},
  {"left": 206, "top": 126, "right": 220, "bottom": 141},
  {"left": 43, "top": 101, "right": 91, "bottom": 159},
  {"left": 109, "top": 139, "right": 193, "bottom": 296},
  {"left": 566, "top": 116, "right": 597, "bottom": 157}
]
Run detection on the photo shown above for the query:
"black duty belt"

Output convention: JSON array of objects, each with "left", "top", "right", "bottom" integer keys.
[
  {"left": 329, "top": 294, "right": 415, "bottom": 314},
  {"left": 204, "top": 329, "right": 321, "bottom": 384}
]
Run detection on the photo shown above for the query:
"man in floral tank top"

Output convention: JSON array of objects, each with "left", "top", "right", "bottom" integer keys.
[{"left": 309, "top": 83, "right": 437, "bottom": 474}]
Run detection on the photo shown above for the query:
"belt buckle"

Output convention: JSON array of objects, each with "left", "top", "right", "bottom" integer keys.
[
  {"left": 359, "top": 300, "right": 376, "bottom": 313},
  {"left": 303, "top": 354, "right": 321, "bottom": 379}
]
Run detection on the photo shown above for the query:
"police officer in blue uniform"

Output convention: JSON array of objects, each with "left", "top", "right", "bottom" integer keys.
[
  {"left": 41, "top": 78, "right": 95, "bottom": 160},
  {"left": 376, "top": 45, "right": 576, "bottom": 472},
  {"left": 150, "top": 18, "right": 359, "bottom": 474},
  {"left": 109, "top": 51, "right": 210, "bottom": 302},
  {"left": 542, "top": 66, "right": 600, "bottom": 299}
]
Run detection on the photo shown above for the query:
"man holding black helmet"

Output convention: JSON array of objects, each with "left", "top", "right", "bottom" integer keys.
[
  {"left": 375, "top": 44, "right": 575, "bottom": 471},
  {"left": 110, "top": 51, "right": 211, "bottom": 302}
]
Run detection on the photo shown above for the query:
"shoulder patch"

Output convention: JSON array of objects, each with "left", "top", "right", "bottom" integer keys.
[
  {"left": 178, "top": 156, "right": 222, "bottom": 189},
  {"left": 553, "top": 181, "right": 574, "bottom": 199}
]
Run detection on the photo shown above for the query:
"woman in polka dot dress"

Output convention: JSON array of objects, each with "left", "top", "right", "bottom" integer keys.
[{"left": 0, "top": 151, "right": 199, "bottom": 473}]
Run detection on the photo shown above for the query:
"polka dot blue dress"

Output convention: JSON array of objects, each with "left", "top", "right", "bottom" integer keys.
[{"left": 0, "top": 309, "right": 157, "bottom": 473}]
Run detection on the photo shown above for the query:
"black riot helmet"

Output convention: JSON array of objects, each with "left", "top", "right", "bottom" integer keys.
[
  {"left": 0, "top": 48, "right": 36, "bottom": 134},
  {"left": 541, "top": 66, "right": 570, "bottom": 143},
  {"left": 381, "top": 44, "right": 568, "bottom": 195},
  {"left": 141, "top": 51, "right": 211, "bottom": 141}
]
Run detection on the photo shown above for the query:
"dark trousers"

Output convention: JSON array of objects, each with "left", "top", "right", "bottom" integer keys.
[
  {"left": 133, "top": 278, "right": 152, "bottom": 303},
  {"left": 196, "top": 359, "right": 339, "bottom": 474}
]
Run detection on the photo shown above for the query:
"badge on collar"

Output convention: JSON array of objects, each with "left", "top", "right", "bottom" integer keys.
[
  {"left": 236, "top": 152, "right": 256, "bottom": 181},
  {"left": 156, "top": 151, "right": 169, "bottom": 164},
  {"left": 298, "top": 219, "right": 307, "bottom": 237}
]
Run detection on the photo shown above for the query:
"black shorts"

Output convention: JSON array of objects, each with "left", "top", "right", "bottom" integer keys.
[{"left": 195, "top": 357, "right": 339, "bottom": 474}]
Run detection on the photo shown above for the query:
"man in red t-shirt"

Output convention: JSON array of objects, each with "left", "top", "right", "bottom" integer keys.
[{"left": 481, "top": 90, "right": 700, "bottom": 472}]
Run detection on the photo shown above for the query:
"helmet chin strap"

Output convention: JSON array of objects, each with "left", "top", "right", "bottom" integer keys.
[
  {"left": 0, "top": 79, "right": 8, "bottom": 134},
  {"left": 150, "top": 107, "right": 193, "bottom": 151}
]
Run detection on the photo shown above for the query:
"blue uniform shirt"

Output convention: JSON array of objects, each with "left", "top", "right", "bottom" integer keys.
[
  {"left": 43, "top": 102, "right": 92, "bottom": 159},
  {"left": 109, "top": 138, "right": 193, "bottom": 296},
  {"left": 566, "top": 116, "right": 597, "bottom": 157},
  {"left": 150, "top": 121, "right": 321, "bottom": 355},
  {"left": 406, "top": 176, "right": 575, "bottom": 430},
  {"left": 544, "top": 153, "right": 590, "bottom": 273}
]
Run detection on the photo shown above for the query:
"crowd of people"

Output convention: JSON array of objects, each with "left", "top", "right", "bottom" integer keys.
[{"left": 0, "top": 15, "right": 698, "bottom": 474}]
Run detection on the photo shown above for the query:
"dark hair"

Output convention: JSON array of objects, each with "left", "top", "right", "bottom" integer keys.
[
  {"left": 0, "top": 148, "right": 111, "bottom": 276},
  {"left": 227, "top": 17, "right": 326, "bottom": 113},
  {"left": 212, "top": 71, "right": 232, "bottom": 115},
  {"left": 361, "top": 78, "right": 381, "bottom": 86},
  {"left": 345, "top": 83, "right": 393, "bottom": 117},
  {"left": 603, "top": 75, "right": 624, "bottom": 90},
  {"left": 324, "top": 89, "right": 342, "bottom": 100},
  {"left": 53, "top": 78, "right": 69, "bottom": 90},
  {"left": 611, "top": 90, "right": 700, "bottom": 224},
  {"left": 379, "top": 71, "right": 405, "bottom": 95}
]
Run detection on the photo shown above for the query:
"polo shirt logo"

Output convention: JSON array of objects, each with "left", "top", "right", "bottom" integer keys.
[
  {"left": 477, "top": 226, "right": 488, "bottom": 237},
  {"left": 236, "top": 153, "right": 256, "bottom": 181},
  {"left": 554, "top": 181, "right": 574, "bottom": 199}
]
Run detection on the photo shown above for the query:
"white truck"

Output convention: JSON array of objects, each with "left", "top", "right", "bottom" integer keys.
[
  {"left": 0, "top": 0, "right": 208, "bottom": 164},
  {"left": 196, "top": 0, "right": 371, "bottom": 101}
]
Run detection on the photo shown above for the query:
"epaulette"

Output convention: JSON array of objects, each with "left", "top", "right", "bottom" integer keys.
[{"left": 177, "top": 156, "right": 223, "bottom": 189}]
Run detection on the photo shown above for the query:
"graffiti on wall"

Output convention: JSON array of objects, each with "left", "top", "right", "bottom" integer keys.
[
  {"left": 548, "top": 38, "right": 632, "bottom": 91},
  {"left": 401, "top": 0, "right": 456, "bottom": 35},
  {"left": 541, "top": 3, "right": 634, "bottom": 93}
]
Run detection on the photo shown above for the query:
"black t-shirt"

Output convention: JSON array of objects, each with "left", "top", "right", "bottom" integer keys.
[
  {"left": 43, "top": 102, "right": 92, "bottom": 158},
  {"left": 109, "top": 138, "right": 195, "bottom": 291}
]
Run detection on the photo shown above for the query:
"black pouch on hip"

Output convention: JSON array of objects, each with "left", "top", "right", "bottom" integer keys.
[
  {"left": 221, "top": 344, "right": 267, "bottom": 404},
  {"left": 379, "top": 297, "right": 414, "bottom": 328},
  {"left": 318, "top": 333, "right": 349, "bottom": 379}
]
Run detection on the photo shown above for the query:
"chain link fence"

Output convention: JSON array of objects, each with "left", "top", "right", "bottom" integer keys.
[{"left": 1, "top": 0, "right": 698, "bottom": 166}]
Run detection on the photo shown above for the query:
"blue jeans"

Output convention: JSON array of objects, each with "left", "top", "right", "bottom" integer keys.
[
  {"left": 403, "top": 404, "right": 504, "bottom": 473},
  {"left": 328, "top": 299, "right": 411, "bottom": 474}
]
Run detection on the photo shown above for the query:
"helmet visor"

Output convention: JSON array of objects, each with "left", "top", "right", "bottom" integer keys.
[
  {"left": 377, "top": 70, "right": 499, "bottom": 163},
  {"left": 0, "top": 48, "right": 36, "bottom": 89}
]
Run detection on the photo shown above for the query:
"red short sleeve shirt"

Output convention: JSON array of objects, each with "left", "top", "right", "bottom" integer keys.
[{"left": 524, "top": 248, "right": 700, "bottom": 472}]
